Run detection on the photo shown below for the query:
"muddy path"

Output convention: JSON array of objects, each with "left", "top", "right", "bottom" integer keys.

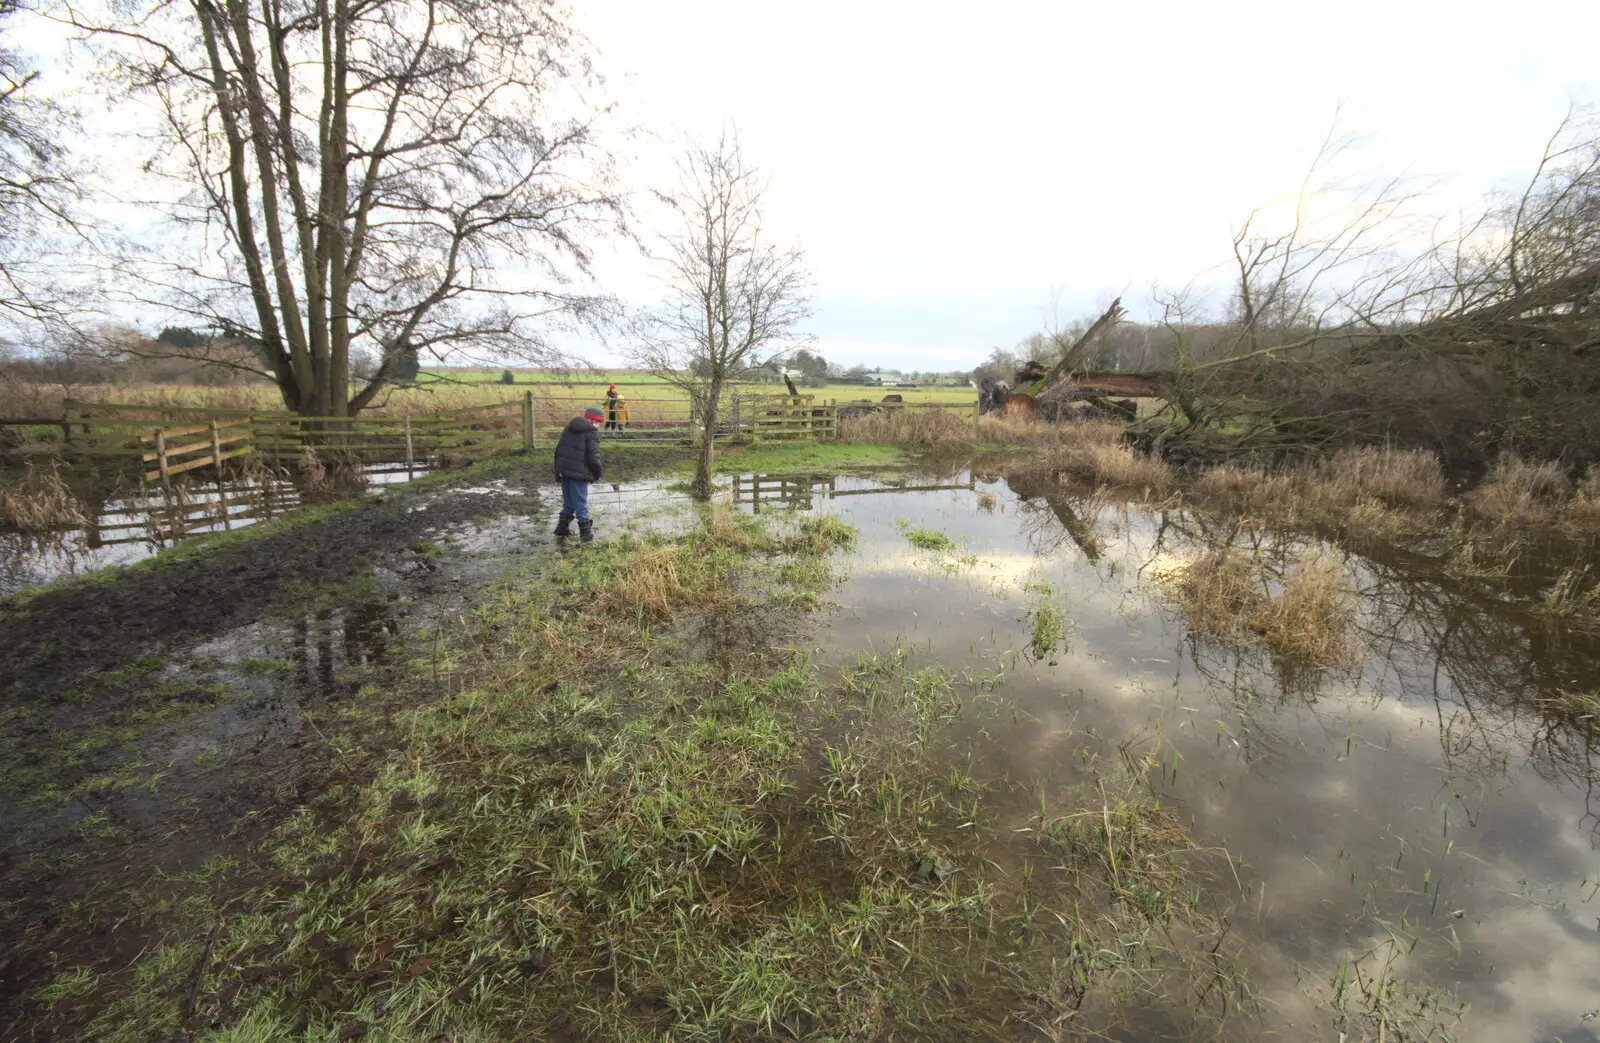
[{"left": 0, "top": 449, "right": 684, "bottom": 1037}]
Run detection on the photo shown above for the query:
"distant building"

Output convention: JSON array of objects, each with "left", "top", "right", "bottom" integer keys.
[{"left": 864, "top": 372, "right": 899, "bottom": 385}]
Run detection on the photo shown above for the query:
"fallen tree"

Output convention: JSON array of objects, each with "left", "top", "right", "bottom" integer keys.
[{"left": 1140, "top": 114, "right": 1600, "bottom": 469}]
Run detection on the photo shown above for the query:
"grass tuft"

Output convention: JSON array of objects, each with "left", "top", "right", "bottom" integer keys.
[
  {"left": 1160, "top": 546, "right": 1353, "bottom": 666},
  {"left": 902, "top": 526, "right": 955, "bottom": 551},
  {"left": 0, "top": 460, "right": 88, "bottom": 531},
  {"left": 1468, "top": 452, "right": 1568, "bottom": 527}
]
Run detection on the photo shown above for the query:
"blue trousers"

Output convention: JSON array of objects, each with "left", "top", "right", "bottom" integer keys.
[{"left": 559, "top": 477, "right": 591, "bottom": 522}]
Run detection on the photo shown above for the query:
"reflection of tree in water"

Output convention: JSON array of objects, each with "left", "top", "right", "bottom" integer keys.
[
  {"left": 1130, "top": 505, "right": 1600, "bottom": 819},
  {"left": 288, "top": 600, "right": 399, "bottom": 697},
  {"left": 1008, "top": 474, "right": 1106, "bottom": 562}
]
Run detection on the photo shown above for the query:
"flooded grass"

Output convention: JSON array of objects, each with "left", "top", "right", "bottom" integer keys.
[
  {"left": 40, "top": 508, "right": 1244, "bottom": 1042},
  {"left": 1468, "top": 452, "right": 1570, "bottom": 528},
  {"left": 1157, "top": 544, "right": 1354, "bottom": 666},
  {"left": 900, "top": 524, "right": 955, "bottom": 551},
  {"left": 17, "top": 445, "right": 1600, "bottom": 1040}
]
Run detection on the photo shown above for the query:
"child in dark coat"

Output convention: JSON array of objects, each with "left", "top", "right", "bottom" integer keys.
[{"left": 554, "top": 406, "right": 604, "bottom": 541}]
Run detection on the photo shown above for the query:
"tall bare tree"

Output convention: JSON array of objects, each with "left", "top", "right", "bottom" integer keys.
[
  {"left": 632, "top": 132, "right": 811, "bottom": 499},
  {"left": 65, "top": 0, "right": 622, "bottom": 416},
  {"left": 1, "top": 0, "right": 78, "bottom": 330}
]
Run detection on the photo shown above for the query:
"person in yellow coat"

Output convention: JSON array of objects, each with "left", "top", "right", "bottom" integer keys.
[{"left": 614, "top": 394, "right": 630, "bottom": 432}]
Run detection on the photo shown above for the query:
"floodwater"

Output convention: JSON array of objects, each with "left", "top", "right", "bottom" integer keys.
[
  {"left": 11, "top": 458, "right": 1599, "bottom": 1039},
  {"left": 731, "top": 468, "right": 1600, "bottom": 1042},
  {"left": 0, "top": 465, "right": 707, "bottom": 597}
]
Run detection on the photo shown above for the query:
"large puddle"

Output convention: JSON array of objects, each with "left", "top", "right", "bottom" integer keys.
[{"left": 734, "top": 469, "right": 1600, "bottom": 1041}]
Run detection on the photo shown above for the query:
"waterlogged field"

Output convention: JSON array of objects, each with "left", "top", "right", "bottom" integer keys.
[
  {"left": 6, "top": 450, "right": 1598, "bottom": 1040},
  {"left": 772, "top": 468, "right": 1600, "bottom": 1041}
]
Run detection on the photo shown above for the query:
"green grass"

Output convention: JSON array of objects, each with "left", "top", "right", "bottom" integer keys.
[
  {"left": 48, "top": 511, "right": 1240, "bottom": 1042},
  {"left": 901, "top": 526, "right": 955, "bottom": 551},
  {"left": 685, "top": 440, "right": 905, "bottom": 479}
]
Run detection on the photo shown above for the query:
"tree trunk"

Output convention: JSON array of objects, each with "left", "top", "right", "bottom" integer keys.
[{"left": 693, "top": 379, "right": 724, "bottom": 500}]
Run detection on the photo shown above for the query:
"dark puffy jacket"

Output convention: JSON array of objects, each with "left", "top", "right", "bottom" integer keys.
[{"left": 554, "top": 416, "right": 602, "bottom": 481}]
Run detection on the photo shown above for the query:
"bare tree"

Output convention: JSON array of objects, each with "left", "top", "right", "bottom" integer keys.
[
  {"left": 1142, "top": 115, "right": 1600, "bottom": 463},
  {"left": 1, "top": 0, "right": 79, "bottom": 330},
  {"left": 64, "top": 0, "right": 623, "bottom": 417},
  {"left": 632, "top": 131, "right": 811, "bottom": 499}
]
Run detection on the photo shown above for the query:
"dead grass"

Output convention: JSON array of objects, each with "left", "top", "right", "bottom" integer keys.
[
  {"left": 1325, "top": 446, "right": 1446, "bottom": 509},
  {"left": 977, "top": 415, "right": 1125, "bottom": 448},
  {"left": 294, "top": 447, "right": 368, "bottom": 497},
  {"left": 1569, "top": 467, "right": 1600, "bottom": 528},
  {"left": 1468, "top": 453, "right": 1569, "bottom": 527},
  {"left": 1253, "top": 553, "right": 1353, "bottom": 663},
  {"left": 1191, "top": 463, "right": 1268, "bottom": 502},
  {"left": 1046, "top": 441, "right": 1171, "bottom": 493},
  {"left": 1166, "top": 547, "right": 1264, "bottom": 638},
  {"left": 840, "top": 407, "right": 974, "bottom": 448},
  {"left": 0, "top": 461, "right": 87, "bottom": 531},
  {"left": 1160, "top": 546, "right": 1354, "bottom": 666},
  {"left": 1343, "top": 497, "right": 1414, "bottom": 542}
]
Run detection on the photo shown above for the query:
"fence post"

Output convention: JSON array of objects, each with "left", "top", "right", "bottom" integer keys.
[
  {"left": 155, "top": 428, "right": 172, "bottom": 492},
  {"left": 973, "top": 400, "right": 981, "bottom": 443},
  {"left": 208, "top": 419, "right": 223, "bottom": 474},
  {"left": 731, "top": 395, "right": 741, "bottom": 444},
  {"left": 405, "top": 416, "right": 415, "bottom": 478},
  {"left": 522, "top": 391, "right": 534, "bottom": 450}
]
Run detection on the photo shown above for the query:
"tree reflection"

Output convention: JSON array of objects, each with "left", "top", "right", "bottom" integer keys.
[{"left": 1014, "top": 480, "right": 1600, "bottom": 815}]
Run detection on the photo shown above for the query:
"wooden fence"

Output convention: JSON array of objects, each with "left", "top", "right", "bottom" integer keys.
[
  {"left": 141, "top": 418, "right": 254, "bottom": 485},
  {"left": 59, "top": 392, "right": 851, "bottom": 487}
]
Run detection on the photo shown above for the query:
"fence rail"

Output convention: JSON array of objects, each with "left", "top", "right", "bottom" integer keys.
[{"left": 57, "top": 390, "right": 893, "bottom": 486}]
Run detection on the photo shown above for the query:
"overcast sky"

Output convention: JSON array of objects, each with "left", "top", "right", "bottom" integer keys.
[
  {"left": 9, "top": 0, "right": 1599, "bottom": 371},
  {"left": 574, "top": 0, "right": 1600, "bottom": 371}
]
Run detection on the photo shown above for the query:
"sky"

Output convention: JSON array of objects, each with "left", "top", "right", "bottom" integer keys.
[
  {"left": 8, "top": 0, "right": 1600, "bottom": 373},
  {"left": 571, "top": 0, "right": 1600, "bottom": 371}
]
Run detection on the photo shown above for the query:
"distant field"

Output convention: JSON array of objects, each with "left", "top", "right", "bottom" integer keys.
[
  {"left": 21, "top": 375, "right": 975, "bottom": 424},
  {"left": 418, "top": 368, "right": 978, "bottom": 406}
]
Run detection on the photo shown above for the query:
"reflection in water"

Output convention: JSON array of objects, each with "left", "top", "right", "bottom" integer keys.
[
  {"left": 0, "top": 473, "right": 306, "bottom": 595},
  {"left": 791, "top": 470, "right": 1600, "bottom": 1042},
  {"left": 0, "top": 460, "right": 439, "bottom": 597},
  {"left": 288, "top": 600, "right": 398, "bottom": 697}
]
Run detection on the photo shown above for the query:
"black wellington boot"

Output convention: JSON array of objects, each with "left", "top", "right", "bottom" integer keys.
[
  {"left": 579, "top": 519, "right": 595, "bottom": 543},
  {"left": 554, "top": 514, "right": 573, "bottom": 537}
]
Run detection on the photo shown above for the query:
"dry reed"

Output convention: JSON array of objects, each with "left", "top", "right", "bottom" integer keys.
[
  {"left": 1045, "top": 440, "right": 1171, "bottom": 493},
  {"left": 1165, "top": 547, "right": 1263, "bottom": 638},
  {"left": 1570, "top": 467, "right": 1600, "bottom": 528},
  {"left": 1161, "top": 546, "right": 1354, "bottom": 665},
  {"left": 977, "top": 414, "right": 1125, "bottom": 448},
  {"left": 1325, "top": 446, "right": 1446, "bottom": 509},
  {"left": 1468, "top": 453, "right": 1569, "bottom": 527},
  {"left": 1253, "top": 553, "right": 1354, "bottom": 663},
  {"left": 0, "top": 461, "right": 87, "bottom": 531},
  {"left": 839, "top": 407, "right": 973, "bottom": 448}
]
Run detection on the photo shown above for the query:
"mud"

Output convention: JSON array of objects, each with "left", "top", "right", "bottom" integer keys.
[{"left": 0, "top": 449, "right": 683, "bottom": 1037}]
